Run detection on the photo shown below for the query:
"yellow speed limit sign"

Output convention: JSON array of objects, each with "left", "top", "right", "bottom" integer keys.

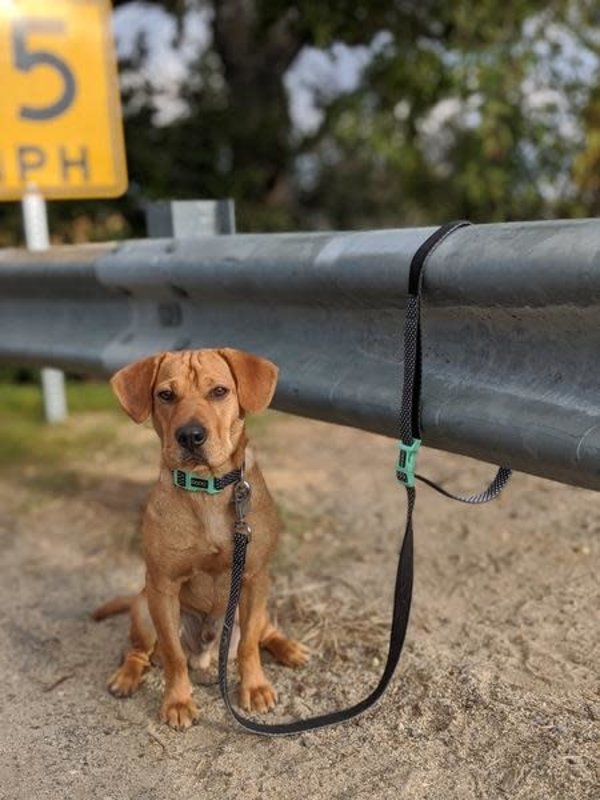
[{"left": 0, "top": 0, "right": 127, "bottom": 199}]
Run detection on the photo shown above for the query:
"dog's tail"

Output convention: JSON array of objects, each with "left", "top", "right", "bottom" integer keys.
[{"left": 91, "top": 595, "right": 135, "bottom": 621}]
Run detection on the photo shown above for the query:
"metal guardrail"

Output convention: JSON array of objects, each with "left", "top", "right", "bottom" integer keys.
[{"left": 1, "top": 219, "right": 600, "bottom": 491}]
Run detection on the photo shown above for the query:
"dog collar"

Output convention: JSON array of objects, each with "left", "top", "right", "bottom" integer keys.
[{"left": 172, "top": 468, "right": 242, "bottom": 495}]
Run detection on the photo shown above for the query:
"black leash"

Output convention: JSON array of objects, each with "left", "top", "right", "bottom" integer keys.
[{"left": 218, "top": 221, "right": 512, "bottom": 736}]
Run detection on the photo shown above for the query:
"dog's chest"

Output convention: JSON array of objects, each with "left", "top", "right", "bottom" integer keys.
[
  {"left": 186, "top": 499, "right": 233, "bottom": 566},
  {"left": 176, "top": 502, "right": 234, "bottom": 615}
]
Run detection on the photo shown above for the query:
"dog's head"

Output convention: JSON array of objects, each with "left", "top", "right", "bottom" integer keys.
[{"left": 110, "top": 348, "right": 278, "bottom": 471}]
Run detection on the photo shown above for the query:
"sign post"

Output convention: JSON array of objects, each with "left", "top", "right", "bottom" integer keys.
[{"left": 0, "top": 0, "right": 128, "bottom": 421}]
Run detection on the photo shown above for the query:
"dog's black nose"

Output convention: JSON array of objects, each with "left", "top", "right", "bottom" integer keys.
[{"left": 176, "top": 423, "right": 207, "bottom": 451}]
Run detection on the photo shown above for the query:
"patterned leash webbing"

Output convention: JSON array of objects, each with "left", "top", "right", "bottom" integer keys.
[
  {"left": 416, "top": 467, "right": 512, "bottom": 504},
  {"left": 218, "top": 221, "right": 512, "bottom": 736},
  {"left": 400, "top": 220, "right": 512, "bottom": 504},
  {"left": 218, "top": 514, "right": 415, "bottom": 736}
]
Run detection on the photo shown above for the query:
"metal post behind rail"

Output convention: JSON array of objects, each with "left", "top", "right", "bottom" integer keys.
[
  {"left": 145, "top": 199, "right": 236, "bottom": 238},
  {"left": 21, "top": 190, "right": 68, "bottom": 424}
]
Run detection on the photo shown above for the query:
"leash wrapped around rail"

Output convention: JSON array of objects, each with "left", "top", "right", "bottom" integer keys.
[{"left": 218, "top": 221, "right": 512, "bottom": 736}]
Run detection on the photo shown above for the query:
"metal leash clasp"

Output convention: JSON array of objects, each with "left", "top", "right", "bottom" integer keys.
[{"left": 233, "top": 464, "right": 252, "bottom": 541}]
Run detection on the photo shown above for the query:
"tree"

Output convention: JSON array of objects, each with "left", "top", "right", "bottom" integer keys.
[
  {"left": 119, "top": 0, "right": 461, "bottom": 231},
  {"left": 0, "top": 0, "right": 597, "bottom": 244},
  {"left": 300, "top": 1, "right": 591, "bottom": 226}
]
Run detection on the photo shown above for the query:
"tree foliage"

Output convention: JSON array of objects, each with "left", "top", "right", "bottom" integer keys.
[{"left": 1, "top": 0, "right": 598, "bottom": 243}]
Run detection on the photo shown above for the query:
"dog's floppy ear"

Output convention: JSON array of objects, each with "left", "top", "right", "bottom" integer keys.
[
  {"left": 218, "top": 348, "right": 279, "bottom": 413},
  {"left": 110, "top": 353, "right": 164, "bottom": 423}
]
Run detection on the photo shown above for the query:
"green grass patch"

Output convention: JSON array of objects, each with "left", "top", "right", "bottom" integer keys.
[
  {"left": 0, "top": 380, "right": 119, "bottom": 471},
  {"left": 0, "top": 380, "right": 117, "bottom": 421},
  {"left": 0, "top": 380, "right": 281, "bottom": 476},
  {"left": 0, "top": 382, "right": 44, "bottom": 419},
  {"left": 67, "top": 382, "right": 117, "bottom": 414}
]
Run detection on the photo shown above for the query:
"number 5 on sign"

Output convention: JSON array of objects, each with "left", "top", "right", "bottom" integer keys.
[{"left": 0, "top": 0, "right": 127, "bottom": 199}]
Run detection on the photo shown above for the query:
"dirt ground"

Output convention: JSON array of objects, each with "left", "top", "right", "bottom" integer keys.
[{"left": 0, "top": 410, "right": 598, "bottom": 800}]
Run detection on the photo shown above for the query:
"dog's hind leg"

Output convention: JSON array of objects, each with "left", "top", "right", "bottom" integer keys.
[
  {"left": 260, "top": 619, "right": 310, "bottom": 668},
  {"left": 108, "top": 590, "right": 157, "bottom": 698}
]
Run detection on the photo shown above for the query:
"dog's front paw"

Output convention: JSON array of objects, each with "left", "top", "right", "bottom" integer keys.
[
  {"left": 161, "top": 697, "right": 201, "bottom": 730},
  {"left": 239, "top": 681, "right": 278, "bottom": 713}
]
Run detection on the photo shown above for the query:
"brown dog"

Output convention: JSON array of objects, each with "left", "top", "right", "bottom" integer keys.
[{"left": 94, "top": 348, "right": 309, "bottom": 730}]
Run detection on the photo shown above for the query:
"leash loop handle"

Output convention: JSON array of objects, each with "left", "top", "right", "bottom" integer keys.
[{"left": 398, "top": 219, "right": 512, "bottom": 504}]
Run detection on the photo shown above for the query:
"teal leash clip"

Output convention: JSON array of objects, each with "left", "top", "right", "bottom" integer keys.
[{"left": 396, "top": 439, "right": 421, "bottom": 487}]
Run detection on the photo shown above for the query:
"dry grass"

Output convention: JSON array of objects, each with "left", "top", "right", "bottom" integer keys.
[{"left": 273, "top": 586, "right": 390, "bottom": 663}]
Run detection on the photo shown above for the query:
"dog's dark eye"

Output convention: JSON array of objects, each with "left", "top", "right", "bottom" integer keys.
[
  {"left": 157, "top": 389, "right": 175, "bottom": 403},
  {"left": 209, "top": 385, "right": 229, "bottom": 400}
]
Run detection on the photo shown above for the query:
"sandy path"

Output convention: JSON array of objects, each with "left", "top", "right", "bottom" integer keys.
[{"left": 0, "top": 412, "right": 598, "bottom": 799}]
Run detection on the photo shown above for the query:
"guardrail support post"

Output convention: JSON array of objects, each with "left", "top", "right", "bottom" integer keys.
[
  {"left": 21, "top": 189, "right": 68, "bottom": 424},
  {"left": 145, "top": 199, "right": 236, "bottom": 237}
]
